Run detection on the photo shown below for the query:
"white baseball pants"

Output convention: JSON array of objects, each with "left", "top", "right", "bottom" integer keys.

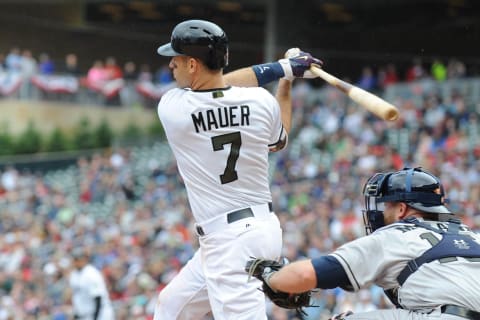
[{"left": 154, "top": 204, "right": 282, "bottom": 320}]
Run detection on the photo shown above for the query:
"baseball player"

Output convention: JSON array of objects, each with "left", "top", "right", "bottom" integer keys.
[
  {"left": 248, "top": 167, "right": 480, "bottom": 320},
  {"left": 153, "top": 19, "right": 322, "bottom": 320},
  {"left": 69, "top": 248, "right": 114, "bottom": 320}
]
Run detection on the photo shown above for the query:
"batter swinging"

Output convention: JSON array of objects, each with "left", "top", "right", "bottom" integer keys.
[{"left": 153, "top": 19, "right": 323, "bottom": 320}]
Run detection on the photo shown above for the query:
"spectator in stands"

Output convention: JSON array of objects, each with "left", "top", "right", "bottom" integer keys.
[
  {"left": 120, "top": 61, "right": 139, "bottom": 107},
  {"left": 62, "top": 53, "right": 81, "bottom": 77},
  {"left": 405, "top": 57, "right": 426, "bottom": 82},
  {"left": 154, "top": 65, "right": 173, "bottom": 84},
  {"left": 0, "top": 76, "right": 23, "bottom": 100},
  {"left": 86, "top": 59, "right": 108, "bottom": 104},
  {"left": 431, "top": 58, "right": 447, "bottom": 81},
  {"left": 104, "top": 56, "right": 123, "bottom": 80},
  {"left": 87, "top": 60, "right": 108, "bottom": 85},
  {"left": 103, "top": 56, "right": 123, "bottom": 105},
  {"left": 5, "top": 47, "right": 22, "bottom": 72},
  {"left": 138, "top": 64, "right": 153, "bottom": 82},
  {"left": 448, "top": 91, "right": 470, "bottom": 128},
  {"left": 20, "top": 50, "right": 37, "bottom": 77},
  {"left": 447, "top": 58, "right": 467, "bottom": 79},
  {"left": 123, "top": 61, "right": 137, "bottom": 81},
  {"left": 38, "top": 53, "right": 55, "bottom": 75},
  {"left": 377, "top": 63, "right": 398, "bottom": 89},
  {"left": 356, "top": 66, "right": 376, "bottom": 91},
  {"left": 19, "top": 49, "right": 37, "bottom": 99},
  {"left": 422, "top": 93, "right": 446, "bottom": 130}
]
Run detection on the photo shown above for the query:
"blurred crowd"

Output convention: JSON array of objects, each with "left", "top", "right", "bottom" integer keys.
[
  {"left": 0, "top": 46, "right": 473, "bottom": 109},
  {"left": 0, "top": 48, "right": 480, "bottom": 319},
  {"left": 0, "top": 47, "right": 173, "bottom": 108}
]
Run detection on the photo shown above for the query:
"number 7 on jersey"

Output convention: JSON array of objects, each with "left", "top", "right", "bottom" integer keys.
[{"left": 211, "top": 132, "right": 241, "bottom": 184}]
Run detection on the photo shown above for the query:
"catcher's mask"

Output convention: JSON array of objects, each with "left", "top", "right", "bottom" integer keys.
[{"left": 362, "top": 167, "right": 451, "bottom": 234}]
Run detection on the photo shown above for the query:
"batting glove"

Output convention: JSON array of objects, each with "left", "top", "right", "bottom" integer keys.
[{"left": 278, "top": 48, "right": 323, "bottom": 81}]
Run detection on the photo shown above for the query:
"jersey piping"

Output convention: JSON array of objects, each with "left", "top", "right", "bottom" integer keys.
[{"left": 329, "top": 252, "right": 361, "bottom": 290}]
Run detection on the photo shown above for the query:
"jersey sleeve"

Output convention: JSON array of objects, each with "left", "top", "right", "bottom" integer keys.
[
  {"left": 312, "top": 255, "right": 352, "bottom": 289},
  {"left": 265, "top": 90, "right": 288, "bottom": 152},
  {"left": 328, "top": 232, "right": 388, "bottom": 291},
  {"left": 156, "top": 88, "right": 181, "bottom": 137}
]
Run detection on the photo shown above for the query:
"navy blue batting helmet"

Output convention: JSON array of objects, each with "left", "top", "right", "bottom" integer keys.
[{"left": 157, "top": 19, "right": 229, "bottom": 70}]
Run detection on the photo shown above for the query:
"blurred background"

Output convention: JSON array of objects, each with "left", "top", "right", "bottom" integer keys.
[
  {"left": 1, "top": 0, "right": 480, "bottom": 74},
  {"left": 0, "top": 0, "right": 480, "bottom": 319}
]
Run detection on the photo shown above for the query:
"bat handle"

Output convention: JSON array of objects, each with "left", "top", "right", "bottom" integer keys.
[{"left": 310, "top": 65, "right": 351, "bottom": 94}]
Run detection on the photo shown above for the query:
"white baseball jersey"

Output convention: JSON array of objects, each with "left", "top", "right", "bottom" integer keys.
[
  {"left": 157, "top": 86, "right": 286, "bottom": 223},
  {"left": 69, "top": 264, "right": 114, "bottom": 320},
  {"left": 330, "top": 219, "right": 480, "bottom": 312}
]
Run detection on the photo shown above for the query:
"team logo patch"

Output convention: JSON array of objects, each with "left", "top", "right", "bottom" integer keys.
[{"left": 453, "top": 239, "right": 470, "bottom": 249}]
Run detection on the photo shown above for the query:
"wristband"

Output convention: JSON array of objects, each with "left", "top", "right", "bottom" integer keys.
[
  {"left": 263, "top": 269, "right": 278, "bottom": 292},
  {"left": 252, "top": 62, "right": 285, "bottom": 86}
]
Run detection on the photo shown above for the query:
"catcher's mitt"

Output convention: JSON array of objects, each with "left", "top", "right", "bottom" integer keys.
[{"left": 245, "top": 258, "right": 313, "bottom": 315}]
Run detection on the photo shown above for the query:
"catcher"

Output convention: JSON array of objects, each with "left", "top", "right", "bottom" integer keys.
[{"left": 246, "top": 167, "right": 480, "bottom": 319}]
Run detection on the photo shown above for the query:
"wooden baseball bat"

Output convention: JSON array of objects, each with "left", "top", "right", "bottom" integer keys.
[{"left": 310, "top": 65, "right": 399, "bottom": 121}]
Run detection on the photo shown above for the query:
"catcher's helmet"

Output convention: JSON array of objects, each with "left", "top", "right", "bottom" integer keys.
[
  {"left": 157, "top": 19, "right": 228, "bottom": 70},
  {"left": 362, "top": 167, "right": 451, "bottom": 233}
]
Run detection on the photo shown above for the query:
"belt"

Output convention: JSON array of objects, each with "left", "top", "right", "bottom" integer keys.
[
  {"left": 196, "top": 202, "right": 273, "bottom": 236},
  {"left": 441, "top": 305, "right": 480, "bottom": 319}
]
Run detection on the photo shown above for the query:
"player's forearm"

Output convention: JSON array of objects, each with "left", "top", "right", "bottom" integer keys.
[
  {"left": 276, "top": 79, "right": 292, "bottom": 134},
  {"left": 268, "top": 259, "right": 317, "bottom": 293},
  {"left": 224, "top": 61, "right": 288, "bottom": 87},
  {"left": 224, "top": 67, "right": 259, "bottom": 87}
]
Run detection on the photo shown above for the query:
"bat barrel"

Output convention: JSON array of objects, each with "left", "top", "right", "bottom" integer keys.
[{"left": 310, "top": 66, "right": 399, "bottom": 121}]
